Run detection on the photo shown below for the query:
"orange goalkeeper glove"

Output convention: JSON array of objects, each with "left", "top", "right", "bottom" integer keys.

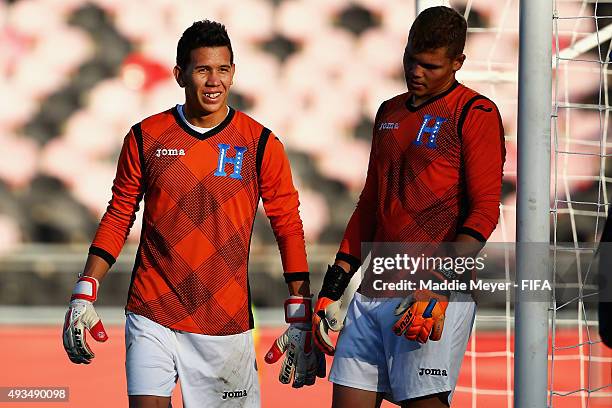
[
  {"left": 393, "top": 289, "right": 449, "bottom": 343},
  {"left": 312, "top": 295, "right": 344, "bottom": 355}
]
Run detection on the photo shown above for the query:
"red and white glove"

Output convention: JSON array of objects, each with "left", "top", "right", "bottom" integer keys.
[
  {"left": 265, "top": 296, "right": 326, "bottom": 387},
  {"left": 393, "top": 290, "right": 449, "bottom": 343},
  {"left": 62, "top": 276, "right": 108, "bottom": 364}
]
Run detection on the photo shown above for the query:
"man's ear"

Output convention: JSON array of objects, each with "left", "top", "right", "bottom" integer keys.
[
  {"left": 453, "top": 54, "right": 466, "bottom": 72},
  {"left": 173, "top": 65, "right": 185, "bottom": 88}
]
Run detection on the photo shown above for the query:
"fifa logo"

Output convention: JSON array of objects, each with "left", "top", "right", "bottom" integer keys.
[
  {"left": 414, "top": 115, "right": 447, "bottom": 148},
  {"left": 214, "top": 144, "right": 247, "bottom": 179}
]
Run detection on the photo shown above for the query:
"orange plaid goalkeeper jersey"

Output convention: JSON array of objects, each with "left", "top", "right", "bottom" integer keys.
[
  {"left": 337, "top": 82, "right": 505, "bottom": 269},
  {"left": 90, "top": 107, "right": 308, "bottom": 335}
]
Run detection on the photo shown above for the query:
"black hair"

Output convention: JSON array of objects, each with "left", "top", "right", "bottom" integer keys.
[
  {"left": 176, "top": 19, "right": 234, "bottom": 70},
  {"left": 409, "top": 6, "right": 467, "bottom": 57}
]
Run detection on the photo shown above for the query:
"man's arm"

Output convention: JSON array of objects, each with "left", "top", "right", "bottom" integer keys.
[
  {"left": 335, "top": 103, "right": 385, "bottom": 271},
  {"left": 258, "top": 132, "right": 309, "bottom": 282},
  {"left": 81, "top": 254, "right": 112, "bottom": 281},
  {"left": 89, "top": 126, "right": 145, "bottom": 266},
  {"left": 430, "top": 97, "right": 505, "bottom": 263},
  {"left": 258, "top": 131, "right": 325, "bottom": 386},
  {"left": 312, "top": 103, "right": 386, "bottom": 354},
  {"left": 312, "top": 143, "right": 378, "bottom": 353},
  {"left": 315, "top": 130, "right": 384, "bottom": 341},
  {"left": 457, "top": 96, "right": 506, "bottom": 243},
  {"left": 288, "top": 279, "right": 310, "bottom": 297},
  {"left": 63, "top": 127, "right": 144, "bottom": 364}
]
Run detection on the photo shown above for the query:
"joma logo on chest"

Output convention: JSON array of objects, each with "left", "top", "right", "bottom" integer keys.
[
  {"left": 155, "top": 148, "right": 185, "bottom": 157},
  {"left": 379, "top": 122, "right": 399, "bottom": 130}
]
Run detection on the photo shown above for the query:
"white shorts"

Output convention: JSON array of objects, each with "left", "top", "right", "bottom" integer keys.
[
  {"left": 329, "top": 292, "right": 475, "bottom": 404},
  {"left": 125, "top": 313, "right": 260, "bottom": 407}
]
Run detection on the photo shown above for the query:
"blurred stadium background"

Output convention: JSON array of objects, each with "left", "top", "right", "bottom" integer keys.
[{"left": 0, "top": 0, "right": 610, "bottom": 407}]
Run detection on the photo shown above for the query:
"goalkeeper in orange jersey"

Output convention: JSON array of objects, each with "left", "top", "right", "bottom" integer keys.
[
  {"left": 312, "top": 7, "right": 505, "bottom": 408},
  {"left": 61, "top": 19, "right": 324, "bottom": 407}
]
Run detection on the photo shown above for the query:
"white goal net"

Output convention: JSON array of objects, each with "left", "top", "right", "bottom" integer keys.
[{"left": 448, "top": 0, "right": 612, "bottom": 406}]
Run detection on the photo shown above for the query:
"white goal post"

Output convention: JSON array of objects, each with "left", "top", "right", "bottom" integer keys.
[{"left": 515, "top": 2, "right": 553, "bottom": 408}]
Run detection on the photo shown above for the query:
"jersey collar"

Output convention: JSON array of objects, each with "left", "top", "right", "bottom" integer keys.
[
  {"left": 405, "top": 81, "right": 460, "bottom": 112},
  {"left": 171, "top": 106, "right": 236, "bottom": 140}
]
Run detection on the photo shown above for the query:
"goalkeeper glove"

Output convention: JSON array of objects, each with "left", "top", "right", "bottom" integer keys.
[
  {"left": 312, "top": 296, "right": 344, "bottom": 355},
  {"left": 312, "top": 264, "right": 353, "bottom": 355},
  {"left": 393, "top": 268, "right": 450, "bottom": 343},
  {"left": 62, "top": 276, "right": 108, "bottom": 364},
  {"left": 265, "top": 296, "right": 326, "bottom": 388}
]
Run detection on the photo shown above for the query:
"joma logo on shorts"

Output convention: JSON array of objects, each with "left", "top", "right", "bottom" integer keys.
[
  {"left": 221, "top": 389, "right": 247, "bottom": 399},
  {"left": 155, "top": 148, "right": 185, "bottom": 157},
  {"left": 419, "top": 367, "right": 448, "bottom": 376}
]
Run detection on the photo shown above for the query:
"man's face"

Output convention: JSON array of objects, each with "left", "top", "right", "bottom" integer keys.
[
  {"left": 174, "top": 46, "right": 235, "bottom": 119},
  {"left": 403, "top": 45, "right": 465, "bottom": 101}
]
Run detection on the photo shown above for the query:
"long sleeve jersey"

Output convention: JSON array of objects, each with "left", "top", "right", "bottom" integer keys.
[
  {"left": 337, "top": 82, "right": 506, "bottom": 270},
  {"left": 90, "top": 106, "right": 308, "bottom": 335}
]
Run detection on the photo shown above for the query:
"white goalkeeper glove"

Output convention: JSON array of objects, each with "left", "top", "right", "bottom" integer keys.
[
  {"left": 312, "top": 296, "right": 344, "bottom": 355},
  {"left": 312, "top": 264, "right": 352, "bottom": 355},
  {"left": 264, "top": 296, "right": 326, "bottom": 387},
  {"left": 62, "top": 276, "right": 108, "bottom": 364}
]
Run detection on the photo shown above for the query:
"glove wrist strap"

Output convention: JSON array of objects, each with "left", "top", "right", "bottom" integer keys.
[
  {"left": 319, "top": 264, "right": 354, "bottom": 301},
  {"left": 434, "top": 264, "right": 458, "bottom": 281},
  {"left": 284, "top": 296, "right": 312, "bottom": 324},
  {"left": 71, "top": 276, "right": 99, "bottom": 303}
]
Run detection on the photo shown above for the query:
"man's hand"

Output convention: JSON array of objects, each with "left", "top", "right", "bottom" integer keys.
[
  {"left": 393, "top": 290, "right": 449, "bottom": 343},
  {"left": 311, "top": 264, "right": 353, "bottom": 355},
  {"left": 312, "top": 296, "right": 344, "bottom": 355},
  {"left": 265, "top": 296, "right": 326, "bottom": 387},
  {"left": 62, "top": 276, "right": 108, "bottom": 364}
]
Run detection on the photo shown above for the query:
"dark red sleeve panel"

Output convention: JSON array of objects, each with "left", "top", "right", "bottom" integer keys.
[
  {"left": 90, "top": 126, "right": 144, "bottom": 265},
  {"left": 337, "top": 103, "right": 385, "bottom": 269},
  {"left": 337, "top": 138, "right": 378, "bottom": 267},
  {"left": 458, "top": 97, "right": 506, "bottom": 241},
  {"left": 259, "top": 133, "right": 309, "bottom": 280}
]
